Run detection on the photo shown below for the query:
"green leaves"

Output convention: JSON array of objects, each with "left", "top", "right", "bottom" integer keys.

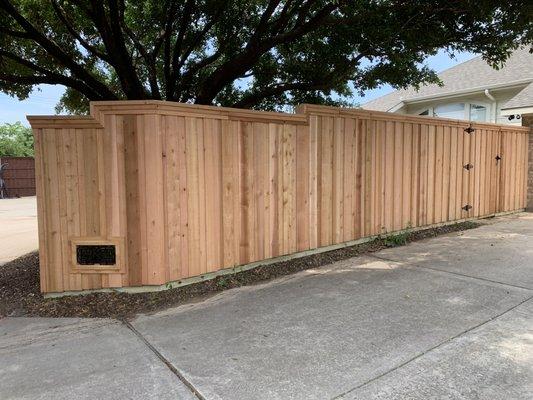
[
  {"left": 0, "top": 122, "right": 34, "bottom": 157},
  {"left": 0, "top": 0, "right": 531, "bottom": 112}
]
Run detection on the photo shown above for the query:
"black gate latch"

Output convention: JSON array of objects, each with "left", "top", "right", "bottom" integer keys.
[
  {"left": 463, "top": 163, "right": 473, "bottom": 171},
  {"left": 462, "top": 204, "right": 472, "bottom": 212}
]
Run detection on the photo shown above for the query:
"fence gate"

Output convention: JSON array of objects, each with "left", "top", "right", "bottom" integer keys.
[
  {"left": 461, "top": 126, "right": 529, "bottom": 219},
  {"left": 498, "top": 129, "right": 529, "bottom": 214},
  {"left": 460, "top": 127, "right": 504, "bottom": 219}
]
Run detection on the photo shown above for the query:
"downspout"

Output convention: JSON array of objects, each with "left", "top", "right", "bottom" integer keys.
[
  {"left": 484, "top": 89, "right": 497, "bottom": 122},
  {"left": 484, "top": 89, "right": 495, "bottom": 101}
]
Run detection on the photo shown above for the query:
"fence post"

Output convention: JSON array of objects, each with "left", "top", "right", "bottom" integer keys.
[{"left": 525, "top": 116, "right": 533, "bottom": 211}]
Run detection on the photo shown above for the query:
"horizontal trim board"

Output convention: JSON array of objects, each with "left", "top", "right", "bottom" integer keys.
[
  {"left": 27, "top": 116, "right": 103, "bottom": 129},
  {"left": 90, "top": 100, "right": 308, "bottom": 124},
  {"left": 298, "top": 104, "right": 531, "bottom": 131},
  {"left": 28, "top": 101, "right": 530, "bottom": 131}
]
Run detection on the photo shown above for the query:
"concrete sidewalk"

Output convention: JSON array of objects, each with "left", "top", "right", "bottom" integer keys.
[
  {"left": 0, "top": 197, "right": 38, "bottom": 265},
  {"left": 1, "top": 214, "right": 532, "bottom": 399}
]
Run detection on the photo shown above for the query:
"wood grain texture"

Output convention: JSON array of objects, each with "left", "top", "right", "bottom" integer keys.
[{"left": 29, "top": 102, "right": 529, "bottom": 293}]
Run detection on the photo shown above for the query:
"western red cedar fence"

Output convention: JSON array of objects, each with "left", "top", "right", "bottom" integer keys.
[{"left": 28, "top": 101, "right": 529, "bottom": 294}]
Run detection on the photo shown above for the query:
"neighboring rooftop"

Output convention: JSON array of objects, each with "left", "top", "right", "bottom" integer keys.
[{"left": 362, "top": 47, "right": 533, "bottom": 112}]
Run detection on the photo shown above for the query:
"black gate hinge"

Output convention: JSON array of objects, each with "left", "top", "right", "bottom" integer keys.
[
  {"left": 463, "top": 163, "right": 473, "bottom": 171},
  {"left": 464, "top": 124, "right": 475, "bottom": 134},
  {"left": 462, "top": 204, "right": 472, "bottom": 212}
]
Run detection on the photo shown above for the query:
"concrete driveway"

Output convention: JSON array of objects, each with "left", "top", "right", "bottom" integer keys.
[
  {"left": 0, "top": 197, "right": 38, "bottom": 265},
  {"left": 1, "top": 214, "right": 532, "bottom": 399}
]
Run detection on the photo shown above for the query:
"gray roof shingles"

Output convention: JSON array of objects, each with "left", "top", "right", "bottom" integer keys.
[
  {"left": 502, "top": 82, "right": 533, "bottom": 110},
  {"left": 362, "top": 47, "right": 533, "bottom": 111}
]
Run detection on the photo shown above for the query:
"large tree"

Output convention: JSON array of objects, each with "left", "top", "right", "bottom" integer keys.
[{"left": 0, "top": 0, "right": 531, "bottom": 113}]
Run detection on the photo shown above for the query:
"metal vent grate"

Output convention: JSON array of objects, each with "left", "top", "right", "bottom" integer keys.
[{"left": 76, "top": 245, "right": 116, "bottom": 265}]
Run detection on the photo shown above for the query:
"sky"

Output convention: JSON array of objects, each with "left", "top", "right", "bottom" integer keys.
[{"left": 0, "top": 49, "right": 477, "bottom": 126}]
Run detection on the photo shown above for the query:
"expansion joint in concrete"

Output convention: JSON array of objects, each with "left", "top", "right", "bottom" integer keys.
[
  {"left": 121, "top": 319, "right": 206, "bottom": 400},
  {"left": 330, "top": 295, "right": 533, "bottom": 399},
  {"left": 368, "top": 254, "right": 533, "bottom": 292}
]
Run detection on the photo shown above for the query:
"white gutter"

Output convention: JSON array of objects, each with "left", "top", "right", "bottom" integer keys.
[{"left": 402, "top": 78, "right": 532, "bottom": 105}]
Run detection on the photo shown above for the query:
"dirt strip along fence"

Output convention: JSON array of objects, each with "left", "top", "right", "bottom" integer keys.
[
  {"left": 0, "top": 156, "right": 36, "bottom": 198},
  {"left": 28, "top": 101, "right": 529, "bottom": 294}
]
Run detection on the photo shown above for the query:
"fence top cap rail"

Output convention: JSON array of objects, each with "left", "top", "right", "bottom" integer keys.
[
  {"left": 27, "top": 101, "right": 529, "bottom": 132},
  {"left": 27, "top": 115, "right": 103, "bottom": 129},
  {"left": 89, "top": 100, "right": 308, "bottom": 124},
  {"left": 299, "top": 103, "right": 531, "bottom": 131}
]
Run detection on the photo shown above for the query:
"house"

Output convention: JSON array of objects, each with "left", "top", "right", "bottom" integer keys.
[{"left": 362, "top": 47, "right": 533, "bottom": 126}]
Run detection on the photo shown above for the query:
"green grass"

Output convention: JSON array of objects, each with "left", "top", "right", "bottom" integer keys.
[{"left": 383, "top": 231, "right": 411, "bottom": 247}]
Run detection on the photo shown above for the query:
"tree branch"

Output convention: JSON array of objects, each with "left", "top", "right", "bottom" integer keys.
[
  {"left": 86, "top": 0, "right": 146, "bottom": 98},
  {"left": 176, "top": 1, "right": 229, "bottom": 74},
  {"left": 120, "top": 22, "right": 161, "bottom": 98},
  {"left": 271, "top": 0, "right": 315, "bottom": 36},
  {"left": 0, "top": 26, "right": 32, "bottom": 39},
  {"left": 195, "top": 3, "right": 338, "bottom": 104},
  {"left": 166, "top": 0, "right": 195, "bottom": 99},
  {"left": 0, "top": 49, "right": 108, "bottom": 99},
  {"left": 0, "top": 0, "right": 117, "bottom": 99},
  {"left": 0, "top": 71, "right": 104, "bottom": 100},
  {"left": 163, "top": 0, "right": 179, "bottom": 95},
  {"left": 177, "top": 49, "right": 224, "bottom": 102},
  {"left": 232, "top": 82, "right": 328, "bottom": 108},
  {"left": 50, "top": 0, "right": 111, "bottom": 63},
  {"left": 232, "top": 52, "right": 366, "bottom": 108},
  {"left": 267, "top": 2, "right": 337, "bottom": 46},
  {"left": 250, "top": 0, "right": 282, "bottom": 43}
]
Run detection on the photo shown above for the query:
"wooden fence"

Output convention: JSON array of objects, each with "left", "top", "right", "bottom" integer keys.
[
  {"left": 28, "top": 101, "right": 529, "bottom": 294},
  {"left": 0, "top": 156, "right": 36, "bottom": 198}
]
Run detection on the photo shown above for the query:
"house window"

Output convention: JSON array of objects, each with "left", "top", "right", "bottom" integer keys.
[
  {"left": 469, "top": 104, "right": 487, "bottom": 122},
  {"left": 434, "top": 103, "right": 465, "bottom": 120}
]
